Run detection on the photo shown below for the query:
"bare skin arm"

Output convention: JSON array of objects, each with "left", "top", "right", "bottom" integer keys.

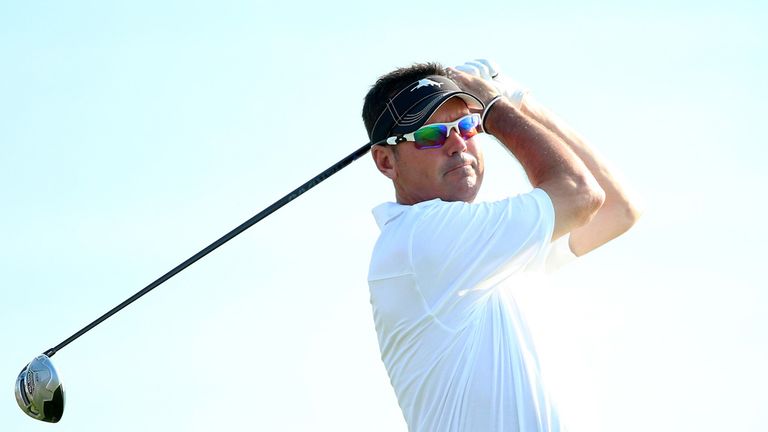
[
  {"left": 520, "top": 97, "right": 641, "bottom": 256},
  {"left": 448, "top": 68, "right": 605, "bottom": 240}
]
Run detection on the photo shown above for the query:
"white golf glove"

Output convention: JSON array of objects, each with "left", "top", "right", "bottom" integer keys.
[{"left": 455, "top": 59, "right": 528, "bottom": 109}]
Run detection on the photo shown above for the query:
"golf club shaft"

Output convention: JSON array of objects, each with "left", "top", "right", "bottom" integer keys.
[{"left": 44, "top": 142, "right": 373, "bottom": 358}]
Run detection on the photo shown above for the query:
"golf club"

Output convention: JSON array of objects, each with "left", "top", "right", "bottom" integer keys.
[{"left": 15, "top": 141, "right": 374, "bottom": 422}]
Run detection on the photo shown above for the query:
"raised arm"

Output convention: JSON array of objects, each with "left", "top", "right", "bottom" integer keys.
[
  {"left": 448, "top": 68, "right": 605, "bottom": 241},
  {"left": 520, "top": 97, "right": 641, "bottom": 256}
]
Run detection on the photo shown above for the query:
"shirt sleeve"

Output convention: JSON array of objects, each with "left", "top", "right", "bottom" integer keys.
[
  {"left": 544, "top": 233, "right": 578, "bottom": 273},
  {"left": 409, "top": 189, "right": 555, "bottom": 322}
]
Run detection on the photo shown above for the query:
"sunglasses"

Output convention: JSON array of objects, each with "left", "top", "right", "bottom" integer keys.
[{"left": 383, "top": 113, "right": 481, "bottom": 149}]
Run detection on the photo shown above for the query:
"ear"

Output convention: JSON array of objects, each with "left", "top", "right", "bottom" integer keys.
[{"left": 371, "top": 145, "right": 397, "bottom": 180}]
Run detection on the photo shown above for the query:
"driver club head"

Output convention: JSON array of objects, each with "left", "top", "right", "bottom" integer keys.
[{"left": 15, "top": 354, "right": 65, "bottom": 423}]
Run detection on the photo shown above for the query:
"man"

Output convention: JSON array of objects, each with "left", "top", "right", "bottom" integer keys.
[{"left": 363, "top": 60, "right": 639, "bottom": 431}]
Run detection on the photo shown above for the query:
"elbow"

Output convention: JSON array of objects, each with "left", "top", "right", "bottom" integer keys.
[
  {"left": 575, "top": 178, "right": 605, "bottom": 226},
  {"left": 616, "top": 199, "right": 642, "bottom": 233}
]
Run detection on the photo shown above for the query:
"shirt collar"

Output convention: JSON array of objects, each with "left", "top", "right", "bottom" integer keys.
[
  {"left": 372, "top": 202, "right": 406, "bottom": 230},
  {"left": 372, "top": 199, "right": 443, "bottom": 230}
]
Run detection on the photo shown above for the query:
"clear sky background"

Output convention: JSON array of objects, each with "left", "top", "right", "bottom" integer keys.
[{"left": 1, "top": 1, "right": 766, "bottom": 431}]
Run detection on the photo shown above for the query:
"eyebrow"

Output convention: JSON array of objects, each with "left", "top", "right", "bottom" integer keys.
[{"left": 425, "top": 111, "right": 471, "bottom": 125}]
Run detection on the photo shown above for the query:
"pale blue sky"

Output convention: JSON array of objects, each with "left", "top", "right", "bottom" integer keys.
[{"left": 2, "top": 1, "right": 766, "bottom": 431}]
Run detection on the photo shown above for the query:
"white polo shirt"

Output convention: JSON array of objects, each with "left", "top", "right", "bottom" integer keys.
[{"left": 368, "top": 188, "right": 568, "bottom": 432}]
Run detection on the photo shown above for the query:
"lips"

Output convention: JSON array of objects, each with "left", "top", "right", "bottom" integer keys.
[{"left": 444, "top": 159, "right": 474, "bottom": 176}]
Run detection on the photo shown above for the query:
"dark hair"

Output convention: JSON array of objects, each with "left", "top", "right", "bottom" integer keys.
[{"left": 362, "top": 62, "right": 447, "bottom": 140}]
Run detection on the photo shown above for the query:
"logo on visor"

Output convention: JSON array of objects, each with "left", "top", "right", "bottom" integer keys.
[{"left": 411, "top": 78, "right": 442, "bottom": 91}]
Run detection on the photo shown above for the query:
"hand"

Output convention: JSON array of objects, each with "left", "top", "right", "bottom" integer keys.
[
  {"left": 445, "top": 67, "right": 501, "bottom": 108},
  {"left": 455, "top": 59, "right": 528, "bottom": 109},
  {"left": 455, "top": 59, "right": 499, "bottom": 79}
]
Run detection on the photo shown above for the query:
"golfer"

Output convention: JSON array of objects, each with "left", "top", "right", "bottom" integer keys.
[{"left": 363, "top": 60, "right": 639, "bottom": 431}]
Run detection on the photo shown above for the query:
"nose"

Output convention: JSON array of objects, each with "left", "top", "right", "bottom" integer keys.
[{"left": 442, "top": 128, "right": 468, "bottom": 156}]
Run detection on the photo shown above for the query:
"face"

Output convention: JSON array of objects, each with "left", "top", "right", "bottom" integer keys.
[{"left": 372, "top": 97, "right": 485, "bottom": 204}]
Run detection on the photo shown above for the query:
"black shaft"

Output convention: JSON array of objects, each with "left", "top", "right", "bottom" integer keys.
[{"left": 44, "top": 142, "right": 373, "bottom": 358}]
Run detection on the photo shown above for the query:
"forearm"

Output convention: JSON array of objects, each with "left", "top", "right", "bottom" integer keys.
[
  {"left": 484, "top": 98, "right": 605, "bottom": 238},
  {"left": 485, "top": 99, "right": 582, "bottom": 186},
  {"left": 520, "top": 96, "right": 640, "bottom": 255}
]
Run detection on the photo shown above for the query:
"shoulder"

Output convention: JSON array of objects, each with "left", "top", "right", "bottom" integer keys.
[
  {"left": 410, "top": 189, "right": 555, "bottom": 261},
  {"left": 415, "top": 189, "right": 553, "bottom": 230}
]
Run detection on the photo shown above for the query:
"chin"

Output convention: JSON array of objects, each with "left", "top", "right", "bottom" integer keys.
[
  {"left": 464, "top": 175, "right": 484, "bottom": 202},
  {"left": 449, "top": 179, "right": 482, "bottom": 203}
]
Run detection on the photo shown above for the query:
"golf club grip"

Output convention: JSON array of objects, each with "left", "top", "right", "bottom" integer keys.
[{"left": 44, "top": 142, "right": 373, "bottom": 357}]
